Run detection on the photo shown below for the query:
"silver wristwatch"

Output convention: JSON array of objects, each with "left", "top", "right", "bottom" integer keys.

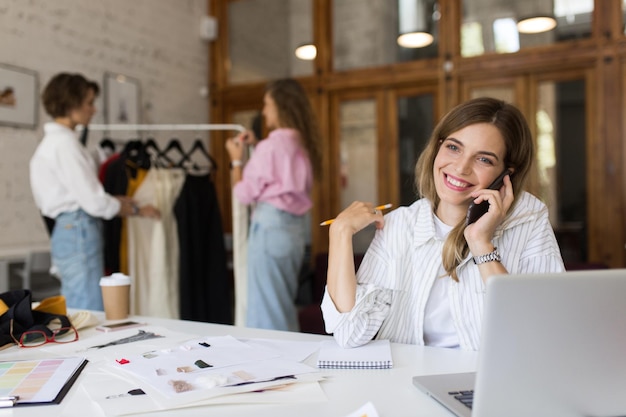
[{"left": 473, "top": 247, "right": 501, "bottom": 265}]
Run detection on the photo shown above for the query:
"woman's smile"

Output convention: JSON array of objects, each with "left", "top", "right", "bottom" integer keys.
[{"left": 444, "top": 173, "right": 474, "bottom": 191}]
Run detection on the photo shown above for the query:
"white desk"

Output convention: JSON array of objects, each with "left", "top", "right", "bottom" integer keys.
[
  {"left": 0, "top": 244, "right": 50, "bottom": 292},
  {"left": 0, "top": 314, "right": 478, "bottom": 417}
]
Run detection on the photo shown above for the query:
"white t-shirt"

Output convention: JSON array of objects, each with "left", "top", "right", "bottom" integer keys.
[{"left": 422, "top": 216, "right": 460, "bottom": 348}]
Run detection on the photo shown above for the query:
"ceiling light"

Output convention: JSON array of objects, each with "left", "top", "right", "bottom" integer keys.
[
  {"left": 397, "top": 31, "right": 434, "bottom": 48},
  {"left": 517, "top": 15, "right": 557, "bottom": 34},
  {"left": 295, "top": 44, "right": 316, "bottom": 60}
]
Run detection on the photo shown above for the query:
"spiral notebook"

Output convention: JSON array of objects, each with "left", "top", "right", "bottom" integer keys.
[{"left": 317, "top": 339, "right": 393, "bottom": 369}]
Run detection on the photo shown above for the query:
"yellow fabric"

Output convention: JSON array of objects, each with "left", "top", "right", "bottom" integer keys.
[
  {"left": 0, "top": 300, "right": 8, "bottom": 316},
  {"left": 120, "top": 167, "right": 148, "bottom": 274},
  {"left": 33, "top": 295, "right": 67, "bottom": 316}
]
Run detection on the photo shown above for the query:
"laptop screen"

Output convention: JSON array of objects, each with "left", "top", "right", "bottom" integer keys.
[{"left": 414, "top": 269, "right": 626, "bottom": 417}]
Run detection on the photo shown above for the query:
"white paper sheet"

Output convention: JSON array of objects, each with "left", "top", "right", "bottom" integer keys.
[
  {"left": 241, "top": 338, "right": 323, "bottom": 362},
  {"left": 83, "top": 367, "right": 327, "bottom": 416},
  {"left": 105, "top": 335, "right": 321, "bottom": 406},
  {"left": 344, "top": 401, "right": 381, "bottom": 417}
]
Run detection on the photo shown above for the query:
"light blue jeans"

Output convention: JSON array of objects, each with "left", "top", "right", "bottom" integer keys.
[
  {"left": 246, "top": 203, "right": 306, "bottom": 332},
  {"left": 51, "top": 209, "right": 104, "bottom": 311}
]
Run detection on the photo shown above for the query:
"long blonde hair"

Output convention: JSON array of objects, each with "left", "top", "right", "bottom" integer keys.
[
  {"left": 266, "top": 79, "right": 322, "bottom": 177},
  {"left": 415, "top": 97, "right": 535, "bottom": 281}
]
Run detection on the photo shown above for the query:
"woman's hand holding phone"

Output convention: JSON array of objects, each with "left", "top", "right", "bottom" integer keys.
[
  {"left": 464, "top": 170, "right": 514, "bottom": 255},
  {"left": 465, "top": 169, "right": 513, "bottom": 225}
]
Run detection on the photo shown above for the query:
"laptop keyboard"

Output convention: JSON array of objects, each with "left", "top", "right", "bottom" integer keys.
[{"left": 448, "top": 390, "right": 474, "bottom": 409}]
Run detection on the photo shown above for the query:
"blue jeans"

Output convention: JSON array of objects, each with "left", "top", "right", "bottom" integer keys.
[
  {"left": 51, "top": 210, "right": 104, "bottom": 311},
  {"left": 246, "top": 203, "right": 306, "bottom": 331}
]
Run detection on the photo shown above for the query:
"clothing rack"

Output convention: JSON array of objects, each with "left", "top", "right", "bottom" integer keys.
[
  {"left": 86, "top": 123, "right": 246, "bottom": 133},
  {"left": 86, "top": 122, "right": 249, "bottom": 326}
]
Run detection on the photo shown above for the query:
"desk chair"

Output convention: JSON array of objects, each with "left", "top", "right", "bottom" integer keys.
[
  {"left": 14, "top": 250, "right": 61, "bottom": 301},
  {"left": 298, "top": 252, "right": 364, "bottom": 335}
]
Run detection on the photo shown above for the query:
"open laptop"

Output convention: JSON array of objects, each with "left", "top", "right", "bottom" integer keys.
[{"left": 413, "top": 269, "right": 626, "bottom": 417}]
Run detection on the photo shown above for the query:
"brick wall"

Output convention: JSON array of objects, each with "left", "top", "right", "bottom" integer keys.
[{"left": 0, "top": 0, "right": 209, "bottom": 248}]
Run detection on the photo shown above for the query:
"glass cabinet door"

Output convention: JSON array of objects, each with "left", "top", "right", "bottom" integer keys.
[
  {"left": 337, "top": 98, "right": 378, "bottom": 254},
  {"left": 396, "top": 93, "right": 434, "bottom": 206},
  {"left": 228, "top": 0, "right": 314, "bottom": 84},
  {"left": 537, "top": 78, "right": 587, "bottom": 265}
]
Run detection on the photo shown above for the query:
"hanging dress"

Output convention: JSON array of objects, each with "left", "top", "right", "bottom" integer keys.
[
  {"left": 175, "top": 173, "right": 232, "bottom": 324},
  {"left": 127, "top": 167, "right": 185, "bottom": 318}
]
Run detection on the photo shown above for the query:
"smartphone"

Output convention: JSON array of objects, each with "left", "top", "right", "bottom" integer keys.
[
  {"left": 465, "top": 169, "right": 512, "bottom": 225},
  {"left": 96, "top": 320, "right": 145, "bottom": 332}
]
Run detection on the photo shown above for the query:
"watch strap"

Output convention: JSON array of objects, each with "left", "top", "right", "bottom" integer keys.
[{"left": 473, "top": 247, "right": 501, "bottom": 265}]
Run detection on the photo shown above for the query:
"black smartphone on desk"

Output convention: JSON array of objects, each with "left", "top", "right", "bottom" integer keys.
[{"left": 465, "top": 169, "right": 512, "bottom": 225}]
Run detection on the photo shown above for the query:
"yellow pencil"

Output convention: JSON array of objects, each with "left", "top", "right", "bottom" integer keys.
[{"left": 319, "top": 203, "right": 393, "bottom": 226}]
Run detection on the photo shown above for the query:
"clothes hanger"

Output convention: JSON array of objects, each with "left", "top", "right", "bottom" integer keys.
[
  {"left": 123, "top": 140, "right": 150, "bottom": 170},
  {"left": 99, "top": 138, "right": 116, "bottom": 152},
  {"left": 162, "top": 138, "right": 189, "bottom": 168},
  {"left": 122, "top": 140, "right": 142, "bottom": 159},
  {"left": 143, "top": 138, "right": 174, "bottom": 167},
  {"left": 185, "top": 139, "right": 218, "bottom": 171},
  {"left": 143, "top": 138, "right": 160, "bottom": 154}
]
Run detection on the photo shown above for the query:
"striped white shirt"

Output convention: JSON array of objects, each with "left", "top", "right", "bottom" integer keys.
[{"left": 321, "top": 191, "right": 565, "bottom": 351}]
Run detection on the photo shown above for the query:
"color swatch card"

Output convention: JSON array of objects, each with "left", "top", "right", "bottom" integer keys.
[{"left": 0, "top": 357, "right": 87, "bottom": 405}]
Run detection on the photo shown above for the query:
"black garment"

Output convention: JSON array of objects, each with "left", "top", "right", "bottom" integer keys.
[
  {"left": 101, "top": 156, "right": 127, "bottom": 275},
  {"left": 42, "top": 215, "right": 55, "bottom": 236},
  {"left": 79, "top": 126, "right": 89, "bottom": 146},
  {"left": 175, "top": 174, "right": 232, "bottom": 324},
  {"left": 101, "top": 140, "right": 147, "bottom": 274}
]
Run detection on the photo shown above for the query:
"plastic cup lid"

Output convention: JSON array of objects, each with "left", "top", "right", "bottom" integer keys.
[{"left": 99, "top": 273, "right": 131, "bottom": 286}]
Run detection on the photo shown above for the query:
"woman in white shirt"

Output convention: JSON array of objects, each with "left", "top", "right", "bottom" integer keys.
[
  {"left": 30, "top": 73, "right": 159, "bottom": 310},
  {"left": 322, "top": 97, "right": 565, "bottom": 350}
]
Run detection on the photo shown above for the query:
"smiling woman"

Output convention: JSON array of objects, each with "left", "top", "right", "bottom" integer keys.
[
  {"left": 417, "top": 98, "right": 535, "bottom": 281},
  {"left": 321, "top": 97, "right": 564, "bottom": 351}
]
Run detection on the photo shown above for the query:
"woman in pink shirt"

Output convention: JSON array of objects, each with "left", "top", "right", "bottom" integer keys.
[{"left": 226, "top": 79, "right": 321, "bottom": 331}]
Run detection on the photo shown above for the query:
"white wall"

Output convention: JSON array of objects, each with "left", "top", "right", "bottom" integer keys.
[{"left": 0, "top": 0, "right": 209, "bottom": 249}]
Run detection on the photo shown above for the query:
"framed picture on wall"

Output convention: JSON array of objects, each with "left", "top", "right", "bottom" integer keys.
[
  {"left": 0, "top": 64, "right": 38, "bottom": 128},
  {"left": 103, "top": 72, "right": 141, "bottom": 125}
]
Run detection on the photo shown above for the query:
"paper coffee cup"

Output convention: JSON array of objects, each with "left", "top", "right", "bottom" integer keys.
[{"left": 99, "top": 273, "right": 131, "bottom": 320}]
